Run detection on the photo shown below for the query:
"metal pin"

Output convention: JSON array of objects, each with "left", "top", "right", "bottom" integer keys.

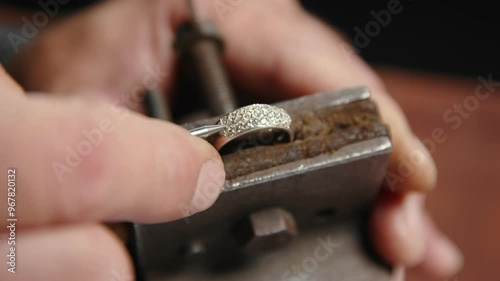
[{"left": 189, "top": 124, "right": 226, "bottom": 139}]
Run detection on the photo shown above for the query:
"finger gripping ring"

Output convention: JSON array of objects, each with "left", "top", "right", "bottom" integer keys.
[{"left": 213, "top": 104, "right": 294, "bottom": 153}]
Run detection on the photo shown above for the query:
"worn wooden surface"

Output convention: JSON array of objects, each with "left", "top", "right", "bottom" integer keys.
[{"left": 378, "top": 67, "right": 500, "bottom": 281}]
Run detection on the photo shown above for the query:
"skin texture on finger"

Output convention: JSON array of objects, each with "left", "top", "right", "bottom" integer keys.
[
  {"left": 9, "top": 0, "right": 176, "bottom": 102},
  {"left": 371, "top": 191, "right": 427, "bottom": 267},
  {"left": 0, "top": 223, "right": 133, "bottom": 281},
  {"left": 370, "top": 189, "right": 464, "bottom": 279},
  {"left": 410, "top": 214, "right": 464, "bottom": 279},
  {"left": 0, "top": 94, "right": 225, "bottom": 227}
]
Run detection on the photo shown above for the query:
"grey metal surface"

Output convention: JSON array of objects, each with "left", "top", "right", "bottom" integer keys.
[
  {"left": 150, "top": 218, "right": 392, "bottom": 281},
  {"left": 237, "top": 207, "right": 299, "bottom": 255},
  {"left": 133, "top": 88, "right": 393, "bottom": 281},
  {"left": 135, "top": 136, "right": 391, "bottom": 273}
]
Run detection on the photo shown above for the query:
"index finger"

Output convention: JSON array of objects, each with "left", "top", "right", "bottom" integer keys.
[{"left": 0, "top": 85, "right": 225, "bottom": 228}]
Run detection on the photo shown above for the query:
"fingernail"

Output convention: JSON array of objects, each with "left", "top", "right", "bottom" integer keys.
[
  {"left": 190, "top": 159, "right": 225, "bottom": 213},
  {"left": 436, "top": 234, "right": 464, "bottom": 275},
  {"left": 401, "top": 195, "right": 426, "bottom": 265}
]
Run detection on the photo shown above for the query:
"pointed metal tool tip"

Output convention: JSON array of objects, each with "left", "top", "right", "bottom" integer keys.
[{"left": 189, "top": 124, "right": 226, "bottom": 139}]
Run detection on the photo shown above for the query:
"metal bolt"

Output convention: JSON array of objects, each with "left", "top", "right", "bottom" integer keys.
[
  {"left": 144, "top": 89, "right": 172, "bottom": 121},
  {"left": 176, "top": 1, "right": 238, "bottom": 116},
  {"left": 234, "top": 208, "right": 298, "bottom": 255}
]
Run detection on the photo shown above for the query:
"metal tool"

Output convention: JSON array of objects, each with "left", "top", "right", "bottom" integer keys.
[
  {"left": 176, "top": 0, "right": 238, "bottom": 115},
  {"left": 132, "top": 88, "right": 395, "bottom": 281},
  {"left": 130, "top": 1, "right": 395, "bottom": 280},
  {"left": 189, "top": 124, "right": 226, "bottom": 139}
]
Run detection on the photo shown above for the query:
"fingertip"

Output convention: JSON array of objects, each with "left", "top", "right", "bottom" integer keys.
[
  {"left": 371, "top": 192, "right": 427, "bottom": 267},
  {"left": 171, "top": 124, "right": 226, "bottom": 212},
  {"left": 387, "top": 132, "right": 438, "bottom": 193},
  {"left": 408, "top": 135, "right": 438, "bottom": 190},
  {"left": 430, "top": 234, "right": 464, "bottom": 278},
  {"left": 371, "top": 88, "right": 437, "bottom": 193},
  {"left": 183, "top": 131, "right": 226, "bottom": 213},
  {"left": 190, "top": 158, "right": 226, "bottom": 213},
  {"left": 147, "top": 122, "right": 226, "bottom": 220},
  {"left": 416, "top": 214, "right": 464, "bottom": 278}
]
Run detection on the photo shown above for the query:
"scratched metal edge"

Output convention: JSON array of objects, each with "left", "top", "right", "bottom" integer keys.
[
  {"left": 181, "top": 87, "right": 371, "bottom": 129},
  {"left": 223, "top": 136, "right": 392, "bottom": 192},
  {"left": 273, "top": 86, "right": 371, "bottom": 114}
]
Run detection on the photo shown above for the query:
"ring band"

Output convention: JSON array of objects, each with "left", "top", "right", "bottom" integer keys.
[{"left": 213, "top": 104, "right": 294, "bottom": 153}]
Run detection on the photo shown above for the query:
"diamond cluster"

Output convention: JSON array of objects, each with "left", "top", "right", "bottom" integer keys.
[{"left": 217, "top": 104, "right": 292, "bottom": 138}]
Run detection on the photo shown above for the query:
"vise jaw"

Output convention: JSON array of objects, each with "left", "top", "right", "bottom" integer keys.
[{"left": 131, "top": 87, "right": 394, "bottom": 281}]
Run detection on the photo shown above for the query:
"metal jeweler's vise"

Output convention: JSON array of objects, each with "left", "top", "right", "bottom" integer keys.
[{"left": 130, "top": 5, "right": 395, "bottom": 281}]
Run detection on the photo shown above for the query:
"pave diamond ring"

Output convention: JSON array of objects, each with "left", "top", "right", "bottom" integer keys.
[{"left": 213, "top": 104, "right": 294, "bottom": 153}]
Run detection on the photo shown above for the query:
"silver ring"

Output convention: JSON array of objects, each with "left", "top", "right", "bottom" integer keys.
[{"left": 213, "top": 104, "right": 294, "bottom": 152}]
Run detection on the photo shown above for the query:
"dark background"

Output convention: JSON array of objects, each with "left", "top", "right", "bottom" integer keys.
[
  {"left": 302, "top": 0, "right": 500, "bottom": 78},
  {"left": 1, "top": 0, "right": 499, "bottom": 78}
]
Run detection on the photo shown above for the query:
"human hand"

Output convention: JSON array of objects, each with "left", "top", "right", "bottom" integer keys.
[
  {"left": 4, "top": 0, "right": 462, "bottom": 280},
  {"left": 0, "top": 6, "right": 226, "bottom": 277}
]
